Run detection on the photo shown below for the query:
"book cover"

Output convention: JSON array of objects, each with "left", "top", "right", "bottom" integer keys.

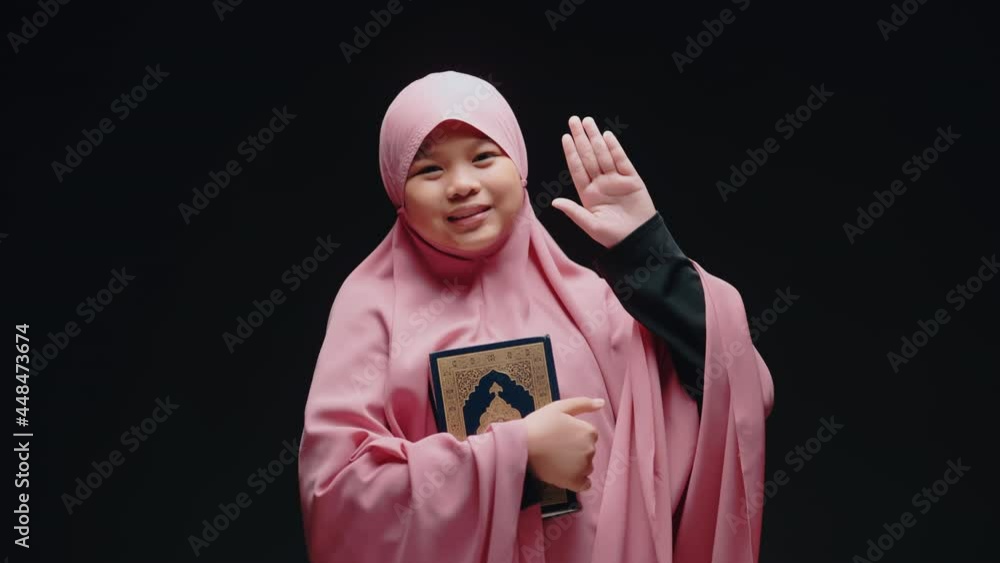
[{"left": 428, "top": 335, "right": 581, "bottom": 519}]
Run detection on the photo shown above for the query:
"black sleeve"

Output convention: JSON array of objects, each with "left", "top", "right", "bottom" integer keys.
[
  {"left": 591, "top": 211, "right": 707, "bottom": 404},
  {"left": 520, "top": 212, "right": 707, "bottom": 503},
  {"left": 520, "top": 463, "right": 545, "bottom": 509}
]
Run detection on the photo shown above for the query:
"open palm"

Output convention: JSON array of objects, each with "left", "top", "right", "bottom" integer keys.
[{"left": 552, "top": 116, "right": 657, "bottom": 249}]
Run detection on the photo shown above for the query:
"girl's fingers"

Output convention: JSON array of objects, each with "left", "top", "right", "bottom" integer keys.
[
  {"left": 568, "top": 115, "right": 601, "bottom": 180},
  {"left": 551, "top": 196, "right": 597, "bottom": 237},
  {"left": 582, "top": 116, "right": 615, "bottom": 175},
  {"left": 561, "top": 133, "right": 591, "bottom": 196},
  {"left": 603, "top": 130, "right": 637, "bottom": 176}
]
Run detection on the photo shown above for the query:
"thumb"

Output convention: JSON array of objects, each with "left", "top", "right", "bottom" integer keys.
[
  {"left": 551, "top": 198, "right": 597, "bottom": 234},
  {"left": 547, "top": 397, "right": 605, "bottom": 417}
]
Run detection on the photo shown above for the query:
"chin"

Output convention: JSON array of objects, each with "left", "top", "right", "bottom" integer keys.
[
  {"left": 451, "top": 232, "right": 500, "bottom": 252},
  {"left": 450, "top": 224, "right": 506, "bottom": 251}
]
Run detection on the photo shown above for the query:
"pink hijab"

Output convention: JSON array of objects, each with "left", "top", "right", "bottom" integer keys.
[{"left": 297, "top": 70, "right": 775, "bottom": 563}]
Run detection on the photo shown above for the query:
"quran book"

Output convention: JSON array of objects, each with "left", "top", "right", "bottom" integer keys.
[{"left": 428, "top": 335, "right": 581, "bottom": 519}]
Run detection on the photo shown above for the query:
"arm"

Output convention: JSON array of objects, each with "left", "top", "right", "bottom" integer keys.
[
  {"left": 592, "top": 211, "right": 707, "bottom": 405},
  {"left": 550, "top": 115, "right": 708, "bottom": 405},
  {"left": 298, "top": 283, "right": 531, "bottom": 563}
]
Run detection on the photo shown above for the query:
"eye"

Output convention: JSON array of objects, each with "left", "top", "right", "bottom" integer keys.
[
  {"left": 474, "top": 151, "right": 498, "bottom": 162},
  {"left": 415, "top": 165, "right": 441, "bottom": 175}
]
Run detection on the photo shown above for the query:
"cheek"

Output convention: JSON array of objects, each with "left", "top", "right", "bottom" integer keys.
[
  {"left": 404, "top": 185, "right": 438, "bottom": 220},
  {"left": 497, "top": 189, "right": 523, "bottom": 223},
  {"left": 490, "top": 168, "right": 523, "bottom": 210},
  {"left": 403, "top": 182, "right": 434, "bottom": 215}
]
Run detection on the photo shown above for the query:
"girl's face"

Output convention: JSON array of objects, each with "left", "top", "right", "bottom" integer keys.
[{"left": 404, "top": 121, "right": 524, "bottom": 254}]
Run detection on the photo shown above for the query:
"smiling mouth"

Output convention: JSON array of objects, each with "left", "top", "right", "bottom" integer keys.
[{"left": 447, "top": 206, "right": 491, "bottom": 222}]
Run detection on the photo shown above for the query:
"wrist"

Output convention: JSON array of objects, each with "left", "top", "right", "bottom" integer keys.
[
  {"left": 525, "top": 425, "right": 537, "bottom": 465},
  {"left": 609, "top": 208, "right": 658, "bottom": 248}
]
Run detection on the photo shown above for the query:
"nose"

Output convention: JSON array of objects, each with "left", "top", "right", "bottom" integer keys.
[{"left": 445, "top": 167, "right": 481, "bottom": 200}]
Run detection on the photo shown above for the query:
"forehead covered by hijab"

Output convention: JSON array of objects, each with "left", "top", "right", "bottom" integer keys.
[
  {"left": 413, "top": 120, "right": 492, "bottom": 160},
  {"left": 378, "top": 70, "right": 529, "bottom": 209}
]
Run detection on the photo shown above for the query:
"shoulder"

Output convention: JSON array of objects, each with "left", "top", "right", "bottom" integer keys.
[{"left": 325, "top": 235, "right": 396, "bottom": 334}]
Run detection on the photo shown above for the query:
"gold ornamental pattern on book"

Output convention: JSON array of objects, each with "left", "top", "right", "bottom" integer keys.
[
  {"left": 429, "top": 336, "right": 578, "bottom": 517},
  {"left": 435, "top": 341, "right": 554, "bottom": 441}
]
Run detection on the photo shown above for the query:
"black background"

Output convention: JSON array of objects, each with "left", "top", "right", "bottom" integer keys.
[{"left": 3, "top": 0, "right": 998, "bottom": 561}]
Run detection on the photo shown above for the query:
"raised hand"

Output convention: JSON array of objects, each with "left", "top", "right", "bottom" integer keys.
[{"left": 552, "top": 116, "right": 657, "bottom": 249}]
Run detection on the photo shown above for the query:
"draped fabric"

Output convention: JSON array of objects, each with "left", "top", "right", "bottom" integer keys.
[{"left": 297, "top": 70, "right": 774, "bottom": 563}]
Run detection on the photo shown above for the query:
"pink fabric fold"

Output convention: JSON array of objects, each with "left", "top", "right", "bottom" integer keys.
[{"left": 297, "top": 70, "right": 774, "bottom": 563}]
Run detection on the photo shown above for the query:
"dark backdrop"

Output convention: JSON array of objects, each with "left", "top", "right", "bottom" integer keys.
[{"left": 3, "top": 0, "right": 997, "bottom": 561}]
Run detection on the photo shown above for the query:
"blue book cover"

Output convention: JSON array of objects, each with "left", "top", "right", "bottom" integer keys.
[{"left": 428, "top": 334, "right": 581, "bottom": 519}]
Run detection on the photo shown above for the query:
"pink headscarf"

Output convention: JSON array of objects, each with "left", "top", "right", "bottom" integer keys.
[{"left": 298, "top": 70, "right": 775, "bottom": 563}]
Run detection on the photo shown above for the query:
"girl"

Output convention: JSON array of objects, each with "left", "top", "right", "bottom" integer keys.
[{"left": 298, "top": 70, "right": 774, "bottom": 563}]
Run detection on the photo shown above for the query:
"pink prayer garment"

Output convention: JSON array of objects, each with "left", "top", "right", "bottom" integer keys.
[{"left": 297, "top": 70, "right": 775, "bottom": 563}]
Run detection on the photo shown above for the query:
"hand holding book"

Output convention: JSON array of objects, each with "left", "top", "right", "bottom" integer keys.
[
  {"left": 428, "top": 335, "right": 588, "bottom": 517},
  {"left": 523, "top": 397, "right": 605, "bottom": 493}
]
